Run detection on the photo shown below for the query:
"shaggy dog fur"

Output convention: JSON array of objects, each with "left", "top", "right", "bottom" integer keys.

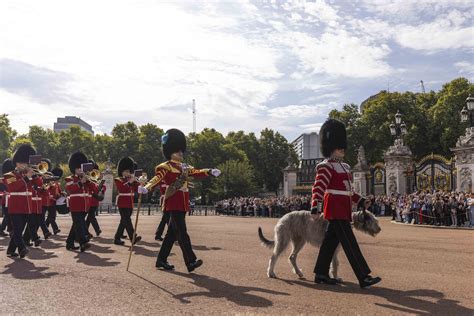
[{"left": 258, "top": 210, "right": 381, "bottom": 280}]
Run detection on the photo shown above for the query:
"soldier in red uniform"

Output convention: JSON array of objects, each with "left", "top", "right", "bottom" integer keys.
[
  {"left": 312, "top": 119, "right": 381, "bottom": 288},
  {"left": 144, "top": 129, "right": 221, "bottom": 272},
  {"left": 22, "top": 178, "right": 43, "bottom": 247},
  {"left": 114, "top": 157, "right": 142, "bottom": 245},
  {"left": 0, "top": 159, "right": 14, "bottom": 236},
  {"left": 86, "top": 159, "right": 104, "bottom": 237},
  {"left": 65, "top": 152, "right": 93, "bottom": 252},
  {"left": 45, "top": 167, "right": 63, "bottom": 234},
  {"left": 36, "top": 158, "right": 53, "bottom": 239},
  {"left": 4, "top": 144, "right": 42, "bottom": 258}
]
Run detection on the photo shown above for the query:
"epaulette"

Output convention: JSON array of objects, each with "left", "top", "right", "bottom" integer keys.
[
  {"left": 316, "top": 160, "right": 332, "bottom": 170},
  {"left": 4, "top": 172, "right": 16, "bottom": 185},
  {"left": 156, "top": 162, "right": 171, "bottom": 172}
]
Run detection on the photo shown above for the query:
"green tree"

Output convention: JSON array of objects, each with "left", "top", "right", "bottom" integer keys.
[
  {"left": 226, "top": 131, "right": 263, "bottom": 186},
  {"left": 429, "top": 78, "right": 474, "bottom": 156},
  {"left": 28, "top": 126, "right": 60, "bottom": 164},
  {"left": 110, "top": 122, "right": 140, "bottom": 164},
  {"left": 137, "top": 123, "right": 164, "bottom": 176},
  {"left": 258, "top": 128, "right": 298, "bottom": 194},
  {"left": 93, "top": 133, "right": 114, "bottom": 163},
  {"left": 0, "top": 114, "right": 17, "bottom": 162},
  {"left": 56, "top": 126, "right": 95, "bottom": 163},
  {"left": 210, "top": 160, "right": 256, "bottom": 199}
]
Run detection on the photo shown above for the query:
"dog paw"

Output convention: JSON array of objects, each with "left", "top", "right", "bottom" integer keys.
[{"left": 267, "top": 272, "right": 277, "bottom": 278}]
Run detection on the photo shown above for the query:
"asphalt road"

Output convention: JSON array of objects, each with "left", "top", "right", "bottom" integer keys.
[{"left": 0, "top": 214, "right": 472, "bottom": 315}]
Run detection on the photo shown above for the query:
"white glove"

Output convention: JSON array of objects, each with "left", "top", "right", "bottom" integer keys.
[
  {"left": 138, "top": 186, "right": 148, "bottom": 194},
  {"left": 210, "top": 169, "right": 221, "bottom": 177}
]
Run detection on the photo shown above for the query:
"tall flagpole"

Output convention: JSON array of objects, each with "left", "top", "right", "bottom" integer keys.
[{"left": 192, "top": 99, "right": 196, "bottom": 133}]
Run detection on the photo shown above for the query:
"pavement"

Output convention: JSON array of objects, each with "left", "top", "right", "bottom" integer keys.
[{"left": 0, "top": 214, "right": 473, "bottom": 315}]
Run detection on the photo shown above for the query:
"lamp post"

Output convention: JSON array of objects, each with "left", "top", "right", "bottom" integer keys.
[
  {"left": 460, "top": 94, "right": 474, "bottom": 127},
  {"left": 389, "top": 110, "right": 407, "bottom": 141}
]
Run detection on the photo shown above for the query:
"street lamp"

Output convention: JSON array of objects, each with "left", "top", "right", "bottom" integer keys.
[
  {"left": 390, "top": 110, "right": 407, "bottom": 139},
  {"left": 460, "top": 94, "right": 474, "bottom": 126}
]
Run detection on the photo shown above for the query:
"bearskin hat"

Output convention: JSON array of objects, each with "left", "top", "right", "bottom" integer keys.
[
  {"left": 162, "top": 128, "right": 186, "bottom": 160},
  {"left": 117, "top": 157, "right": 135, "bottom": 176},
  {"left": 41, "top": 158, "right": 52, "bottom": 172},
  {"left": 1, "top": 159, "right": 14, "bottom": 175},
  {"left": 88, "top": 159, "right": 99, "bottom": 170},
  {"left": 320, "top": 119, "right": 347, "bottom": 158},
  {"left": 51, "top": 167, "right": 63, "bottom": 178},
  {"left": 68, "top": 151, "right": 88, "bottom": 174},
  {"left": 12, "top": 144, "right": 36, "bottom": 165}
]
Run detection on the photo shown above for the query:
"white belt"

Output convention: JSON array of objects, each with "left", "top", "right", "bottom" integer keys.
[
  {"left": 69, "top": 193, "right": 90, "bottom": 198},
  {"left": 117, "top": 193, "right": 134, "bottom": 197},
  {"left": 9, "top": 192, "right": 33, "bottom": 196},
  {"left": 32, "top": 197, "right": 42, "bottom": 201},
  {"left": 326, "top": 189, "right": 352, "bottom": 196}
]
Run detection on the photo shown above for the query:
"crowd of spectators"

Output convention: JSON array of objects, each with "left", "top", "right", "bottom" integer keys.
[{"left": 216, "top": 191, "right": 474, "bottom": 228}]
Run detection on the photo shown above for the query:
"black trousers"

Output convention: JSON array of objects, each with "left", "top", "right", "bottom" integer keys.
[
  {"left": 23, "top": 214, "right": 40, "bottom": 243},
  {"left": 155, "top": 211, "right": 170, "bottom": 238},
  {"left": 157, "top": 211, "right": 197, "bottom": 265},
  {"left": 315, "top": 219, "right": 371, "bottom": 282},
  {"left": 86, "top": 206, "right": 101, "bottom": 234},
  {"left": 66, "top": 212, "right": 88, "bottom": 246},
  {"left": 38, "top": 207, "right": 50, "bottom": 236},
  {"left": 45, "top": 205, "right": 59, "bottom": 232},
  {"left": 1, "top": 206, "right": 10, "bottom": 232},
  {"left": 115, "top": 208, "right": 135, "bottom": 240},
  {"left": 7, "top": 214, "right": 28, "bottom": 254}
]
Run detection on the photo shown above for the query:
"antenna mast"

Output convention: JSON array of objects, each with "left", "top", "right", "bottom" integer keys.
[{"left": 192, "top": 99, "right": 196, "bottom": 133}]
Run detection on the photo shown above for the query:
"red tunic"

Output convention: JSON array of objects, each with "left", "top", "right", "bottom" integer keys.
[
  {"left": 32, "top": 185, "right": 42, "bottom": 214},
  {"left": 144, "top": 160, "right": 209, "bottom": 212},
  {"left": 4, "top": 172, "right": 43, "bottom": 214},
  {"left": 39, "top": 184, "right": 53, "bottom": 207},
  {"left": 311, "top": 159, "right": 362, "bottom": 221},
  {"left": 114, "top": 178, "right": 138, "bottom": 209},
  {"left": 89, "top": 181, "right": 106, "bottom": 208},
  {"left": 1, "top": 177, "right": 7, "bottom": 207},
  {"left": 65, "top": 176, "right": 93, "bottom": 213}
]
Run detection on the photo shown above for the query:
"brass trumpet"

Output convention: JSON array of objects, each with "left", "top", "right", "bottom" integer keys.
[
  {"left": 86, "top": 169, "right": 102, "bottom": 183},
  {"left": 31, "top": 161, "right": 50, "bottom": 175}
]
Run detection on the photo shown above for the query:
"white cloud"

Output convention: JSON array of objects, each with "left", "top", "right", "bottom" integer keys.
[
  {"left": 276, "top": 30, "right": 392, "bottom": 78},
  {"left": 393, "top": 15, "right": 474, "bottom": 51},
  {"left": 268, "top": 104, "right": 333, "bottom": 119}
]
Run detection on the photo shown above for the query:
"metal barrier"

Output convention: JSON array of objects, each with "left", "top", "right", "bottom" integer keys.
[{"left": 97, "top": 204, "right": 217, "bottom": 216}]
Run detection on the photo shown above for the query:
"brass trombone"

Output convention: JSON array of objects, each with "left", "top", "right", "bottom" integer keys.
[{"left": 85, "top": 169, "right": 102, "bottom": 183}]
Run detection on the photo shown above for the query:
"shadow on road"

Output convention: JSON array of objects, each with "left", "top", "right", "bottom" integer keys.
[
  {"left": 281, "top": 279, "right": 473, "bottom": 315},
  {"left": 171, "top": 271, "right": 289, "bottom": 307},
  {"left": 192, "top": 245, "right": 222, "bottom": 251},
  {"left": 74, "top": 252, "right": 120, "bottom": 267},
  {"left": 2, "top": 260, "right": 58, "bottom": 279},
  {"left": 27, "top": 247, "right": 58, "bottom": 260}
]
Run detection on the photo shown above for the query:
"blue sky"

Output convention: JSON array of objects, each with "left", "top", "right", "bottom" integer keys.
[{"left": 0, "top": 0, "right": 473, "bottom": 141}]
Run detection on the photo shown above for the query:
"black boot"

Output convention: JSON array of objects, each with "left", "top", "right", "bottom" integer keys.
[
  {"left": 315, "top": 274, "right": 338, "bottom": 285},
  {"left": 66, "top": 244, "right": 79, "bottom": 251},
  {"left": 359, "top": 275, "right": 382, "bottom": 288},
  {"left": 156, "top": 260, "right": 175, "bottom": 270},
  {"left": 53, "top": 229, "right": 61, "bottom": 235},
  {"left": 114, "top": 239, "right": 125, "bottom": 245},
  {"left": 155, "top": 235, "right": 163, "bottom": 241},
  {"left": 7, "top": 251, "right": 18, "bottom": 257},
  {"left": 80, "top": 242, "right": 91, "bottom": 253},
  {"left": 44, "top": 231, "right": 52, "bottom": 239},
  {"left": 132, "top": 236, "right": 142, "bottom": 245},
  {"left": 187, "top": 259, "right": 203, "bottom": 273},
  {"left": 19, "top": 248, "right": 29, "bottom": 258},
  {"left": 34, "top": 238, "right": 42, "bottom": 247}
]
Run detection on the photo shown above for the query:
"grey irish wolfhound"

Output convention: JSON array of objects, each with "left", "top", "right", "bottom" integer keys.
[{"left": 258, "top": 210, "right": 381, "bottom": 280}]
